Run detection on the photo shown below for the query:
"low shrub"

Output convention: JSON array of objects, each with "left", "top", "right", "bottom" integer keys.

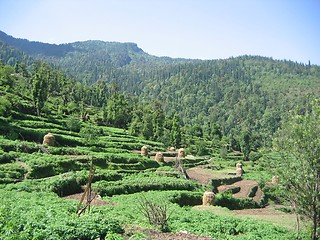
[
  {"left": 168, "top": 191, "right": 202, "bottom": 206},
  {"left": 215, "top": 192, "right": 258, "bottom": 210}
]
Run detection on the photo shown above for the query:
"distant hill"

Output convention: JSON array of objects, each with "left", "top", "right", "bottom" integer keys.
[{"left": 1, "top": 30, "right": 320, "bottom": 149}]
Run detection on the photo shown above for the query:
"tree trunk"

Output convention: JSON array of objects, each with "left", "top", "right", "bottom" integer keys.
[
  {"left": 291, "top": 200, "right": 300, "bottom": 239},
  {"left": 312, "top": 179, "right": 319, "bottom": 240}
]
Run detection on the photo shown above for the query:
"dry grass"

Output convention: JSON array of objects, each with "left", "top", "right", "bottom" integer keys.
[{"left": 43, "top": 133, "right": 55, "bottom": 146}]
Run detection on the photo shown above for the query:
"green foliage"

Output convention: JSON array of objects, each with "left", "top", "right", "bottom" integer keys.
[
  {"left": 107, "top": 191, "right": 306, "bottom": 239},
  {"left": 0, "top": 95, "right": 12, "bottom": 117},
  {"left": 104, "top": 92, "right": 132, "bottom": 128},
  {"left": 0, "top": 33, "right": 318, "bottom": 239},
  {"left": 5, "top": 169, "right": 122, "bottom": 196},
  {"left": 274, "top": 100, "right": 320, "bottom": 239},
  {"left": 31, "top": 63, "right": 50, "bottom": 116},
  {"left": 65, "top": 116, "right": 82, "bottom": 132},
  {"left": 171, "top": 114, "right": 181, "bottom": 148},
  {"left": 0, "top": 189, "right": 123, "bottom": 239},
  {"left": 169, "top": 206, "right": 301, "bottom": 239},
  {"left": 93, "top": 172, "right": 199, "bottom": 196},
  {"left": 168, "top": 191, "right": 202, "bottom": 206},
  {"left": 79, "top": 124, "right": 100, "bottom": 142},
  {"left": 215, "top": 192, "right": 258, "bottom": 210}
]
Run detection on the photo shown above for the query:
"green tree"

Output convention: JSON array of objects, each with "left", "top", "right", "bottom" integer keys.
[
  {"left": 0, "top": 95, "right": 12, "bottom": 117},
  {"left": 240, "top": 129, "right": 251, "bottom": 161},
  {"left": 152, "top": 101, "right": 165, "bottom": 141},
  {"left": 171, "top": 114, "right": 181, "bottom": 148},
  {"left": 105, "top": 93, "right": 132, "bottom": 128},
  {"left": 0, "top": 64, "right": 14, "bottom": 92},
  {"left": 65, "top": 116, "right": 82, "bottom": 132},
  {"left": 274, "top": 100, "right": 320, "bottom": 240},
  {"left": 31, "top": 65, "right": 49, "bottom": 116}
]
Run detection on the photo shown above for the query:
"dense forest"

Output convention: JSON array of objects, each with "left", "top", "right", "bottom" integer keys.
[{"left": 1, "top": 30, "right": 320, "bottom": 157}]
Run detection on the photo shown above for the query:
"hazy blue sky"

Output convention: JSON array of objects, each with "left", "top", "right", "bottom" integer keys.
[{"left": 0, "top": 0, "right": 319, "bottom": 64}]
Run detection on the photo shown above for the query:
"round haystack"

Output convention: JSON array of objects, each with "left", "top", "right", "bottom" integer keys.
[
  {"left": 155, "top": 152, "right": 164, "bottom": 162},
  {"left": 236, "top": 167, "right": 243, "bottom": 176},
  {"left": 202, "top": 191, "right": 215, "bottom": 206},
  {"left": 43, "top": 133, "right": 55, "bottom": 146},
  {"left": 169, "top": 147, "right": 176, "bottom": 151},
  {"left": 141, "top": 146, "right": 148, "bottom": 156},
  {"left": 272, "top": 175, "right": 279, "bottom": 185},
  {"left": 236, "top": 162, "right": 243, "bottom": 169},
  {"left": 177, "top": 148, "right": 186, "bottom": 158}
]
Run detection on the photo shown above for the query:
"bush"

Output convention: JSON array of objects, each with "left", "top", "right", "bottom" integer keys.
[
  {"left": 80, "top": 125, "right": 101, "bottom": 143},
  {"left": 0, "top": 150, "right": 18, "bottom": 163},
  {"left": 137, "top": 195, "right": 172, "bottom": 232},
  {"left": 65, "top": 116, "right": 82, "bottom": 132},
  {"left": 0, "top": 95, "right": 12, "bottom": 117},
  {"left": 215, "top": 192, "right": 258, "bottom": 210},
  {"left": 168, "top": 191, "right": 202, "bottom": 206}
]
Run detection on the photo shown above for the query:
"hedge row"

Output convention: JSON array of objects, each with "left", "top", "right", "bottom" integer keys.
[{"left": 93, "top": 176, "right": 199, "bottom": 196}]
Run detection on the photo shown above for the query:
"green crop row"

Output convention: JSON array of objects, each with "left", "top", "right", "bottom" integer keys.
[
  {"left": 0, "top": 189, "right": 123, "bottom": 239},
  {"left": 13, "top": 119, "right": 68, "bottom": 132},
  {"left": 0, "top": 150, "right": 18, "bottom": 164},
  {"left": 18, "top": 153, "right": 83, "bottom": 179},
  {"left": 0, "top": 162, "right": 26, "bottom": 183},
  {"left": 93, "top": 174, "right": 199, "bottom": 196},
  {"left": 0, "top": 137, "right": 40, "bottom": 153},
  {"left": 4, "top": 169, "right": 123, "bottom": 196}
]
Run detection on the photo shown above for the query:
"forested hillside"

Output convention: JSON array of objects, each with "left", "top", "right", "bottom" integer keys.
[
  {"left": 1, "top": 30, "right": 320, "bottom": 155},
  {"left": 1, "top": 30, "right": 319, "bottom": 239}
]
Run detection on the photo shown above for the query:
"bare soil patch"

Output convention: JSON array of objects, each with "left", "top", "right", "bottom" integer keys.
[
  {"left": 63, "top": 192, "right": 113, "bottom": 206},
  {"left": 186, "top": 167, "right": 231, "bottom": 185},
  {"left": 123, "top": 227, "right": 212, "bottom": 240},
  {"left": 232, "top": 179, "right": 258, "bottom": 198}
]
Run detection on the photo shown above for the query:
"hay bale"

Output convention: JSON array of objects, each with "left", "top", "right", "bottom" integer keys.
[
  {"left": 202, "top": 191, "right": 215, "bottom": 206},
  {"left": 141, "top": 146, "right": 148, "bottom": 156},
  {"left": 236, "top": 167, "right": 243, "bottom": 176},
  {"left": 178, "top": 148, "right": 186, "bottom": 158},
  {"left": 169, "top": 147, "right": 176, "bottom": 151},
  {"left": 272, "top": 175, "right": 279, "bottom": 185},
  {"left": 43, "top": 133, "right": 55, "bottom": 146},
  {"left": 155, "top": 152, "right": 164, "bottom": 162},
  {"left": 236, "top": 162, "right": 243, "bottom": 169}
]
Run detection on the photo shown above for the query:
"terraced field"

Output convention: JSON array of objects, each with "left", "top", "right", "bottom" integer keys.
[{"left": 0, "top": 113, "right": 306, "bottom": 239}]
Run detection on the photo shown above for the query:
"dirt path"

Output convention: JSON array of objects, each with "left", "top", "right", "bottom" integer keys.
[
  {"left": 232, "top": 179, "right": 258, "bottom": 198},
  {"left": 123, "top": 227, "right": 212, "bottom": 240},
  {"left": 231, "top": 205, "right": 297, "bottom": 229}
]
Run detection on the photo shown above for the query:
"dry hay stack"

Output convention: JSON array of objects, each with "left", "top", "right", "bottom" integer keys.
[
  {"left": 236, "top": 167, "right": 243, "bottom": 176},
  {"left": 202, "top": 191, "right": 215, "bottom": 206},
  {"left": 272, "top": 175, "right": 279, "bottom": 185},
  {"left": 155, "top": 152, "right": 164, "bottom": 162},
  {"left": 236, "top": 162, "right": 243, "bottom": 169},
  {"left": 43, "top": 133, "right": 55, "bottom": 146},
  {"left": 169, "top": 147, "right": 176, "bottom": 151},
  {"left": 177, "top": 148, "right": 186, "bottom": 158},
  {"left": 141, "top": 146, "right": 148, "bottom": 156}
]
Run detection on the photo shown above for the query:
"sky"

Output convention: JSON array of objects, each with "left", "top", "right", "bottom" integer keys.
[{"left": 0, "top": 0, "right": 319, "bottom": 65}]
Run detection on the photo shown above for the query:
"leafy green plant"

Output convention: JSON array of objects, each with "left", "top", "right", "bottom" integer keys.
[{"left": 215, "top": 192, "right": 258, "bottom": 210}]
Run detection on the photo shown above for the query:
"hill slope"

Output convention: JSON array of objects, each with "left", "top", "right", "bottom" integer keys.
[{"left": 1, "top": 30, "right": 320, "bottom": 150}]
